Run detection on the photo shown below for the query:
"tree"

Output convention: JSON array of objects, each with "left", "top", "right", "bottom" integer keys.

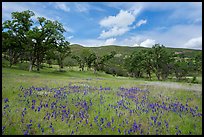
[
  {"left": 173, "top": 60, "right": 189, "bottom": 80},
  {"left": 93, "top": 51, "right": 116, "bottom": 72},
  {"left": 2, "top": 10, "right": 35, "bottom": 67},
  {"left": 54, "top": 40, "right": 71, "bottom": 70},
  {"left": 125, "top": 50, "right": 144, "bottom": 78},
  {"left": 26, "top": 17, "right": 66, "bottom": 71},
  {"left": 2, "top": 10, "right": 69, "bottom": 72},
  {"left": 141, "top": 49, "right": 154, "bottom": 80},
  {"left": 194, "top": 52, "right": 202, "bottom": 74},
  {"left": 152, "top": 44, "right": 173, "bottom": 80}
]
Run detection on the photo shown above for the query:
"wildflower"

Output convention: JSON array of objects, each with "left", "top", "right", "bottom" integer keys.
[
  {"left": 112, "top": 117, "right": 114, "bottom": 123},
  {"left": 118, "top": 128, "right": 121, "bottom": 133},
  {"left": 4, "top": 98, "right": 9, "bottom": 103},
  {"left": 132, "top": 120, "right": 138, "bottom": 132},
  {"left": 71, "top": 130, "right": 74, "bottom": 135},
  {"left": 41, "top": 128, "right": 44, "bottom": 133},
  {"left": 100, "top": 118, "right": 104, "bottom": 124},
  {"left": 38, "top": 107, "right": 41, "bottom": 112},
  {"left": 27, "top": 124, "right": 32, "bottom": 129},
  {"left": 112, "top": 126, "right": 115, "bottom": 131},
  {"left": 24, "top": 130, "right": 29, "bottom": 135},
  {"left": 2, "top": 126, "right": 6, "bottom": 133},
  {"left": 107, "top": 122, "right": 111, "bottom": 128},
  {"left": 49, "top": 123, "right": 52, "bottom": 128},
  {"left": 128, "top": 129, "right": 131, "bottom": 134}
]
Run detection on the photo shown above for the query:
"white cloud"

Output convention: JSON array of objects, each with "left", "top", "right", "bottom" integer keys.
[
  {"left": 135, "top": 19, "right": 147, "bottom": 28},
  {"left": 140, "top": 39, "right": 156, "bottom": 47},
  {"left": 117, "top": 24, "right": 201, "bottom": 49},
  {"left": 99, "top": 9, "right": 140, "bottom": 39},
  {"left": 184, "top": 37, "right": 202, "bottom": 49},
  {"left": 99, "top": 26, "right": 130, "bottom": 39},
  {"left": 105, "top": 2, "right": 202, "bottom": 25},
  {"left": 104, "top": 38, "right": 116, "bottom": 45},
  {"left": 100, "top": 10, "right": 136, "bottom": 28},
  {"left": 133, "top": 43, "right": 140, "bottom": 47},
  {"left": 54, "top": 2, "right": 70, "bottom": 12}
]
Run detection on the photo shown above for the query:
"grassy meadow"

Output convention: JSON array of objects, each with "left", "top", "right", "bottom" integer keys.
[{"left": 2, "top": 66, "right": 202, "bottom": 135}]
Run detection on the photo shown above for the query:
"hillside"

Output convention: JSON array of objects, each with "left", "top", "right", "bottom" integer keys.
[{"left": 70, "top": 44, "right": 201, "bottom": 58}]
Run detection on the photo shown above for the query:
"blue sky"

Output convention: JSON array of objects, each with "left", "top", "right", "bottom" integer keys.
[{"left": 2, "top": 2, "right": 202, "bottom": 49}]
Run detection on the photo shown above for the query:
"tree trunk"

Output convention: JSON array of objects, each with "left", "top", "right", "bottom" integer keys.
[
  {"left": 147, "top": 71, "right": 151, "bottom": 80},
  {"left": 156, "top": 72, "right": 160, "bottom": 80},
  {"left": 9, "top": 49, "right": 13, "bottom": 67},
  {"left": 36, "top": 53, "right": 40, "bottom": 71},
  {"left": 29, "top": 62, "right": 33, "bottom": 72}
]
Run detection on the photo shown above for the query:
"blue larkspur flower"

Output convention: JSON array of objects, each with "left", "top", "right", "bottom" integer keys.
[
  {"left": 4, "top": 98, "right": 9, "bottom": 103},
  {"left": 118, "top": 128, "right": 121, "bottom": 133}
]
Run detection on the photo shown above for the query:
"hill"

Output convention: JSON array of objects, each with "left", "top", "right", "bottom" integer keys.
[{"left": 69, "top": 44, "right": 201, "bottom": 58}]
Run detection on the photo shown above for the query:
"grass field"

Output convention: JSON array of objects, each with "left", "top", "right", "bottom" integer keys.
[{"left": 2, "top": 67, "right": 202, "bottom": 135}]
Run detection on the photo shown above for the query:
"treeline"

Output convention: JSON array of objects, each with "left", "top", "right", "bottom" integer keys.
[
  {"left": 2, "top": 10, "right": 202, "bottom": 82},
  {"left": 124, "top": 44, "right": 202, "bottom": 81}
]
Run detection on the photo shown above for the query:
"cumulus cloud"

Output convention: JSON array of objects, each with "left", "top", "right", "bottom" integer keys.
[
  {"left": 99, "top": 10, "right": 140, "bottom": 39},
  {"left": 184, "top": 37, "right": 202, "bottom": 49},
  {"left": 99, "top": 26, "right": 130, "bottom": 39},
  {"left": 100, "top": 10, "right": 136, "bottom": 28},
  {"left": 140, "top": 39, "right": 156, "bottom": 47},
  {"left": 104, "top": 38, "right": 116, "bottom": 45}
]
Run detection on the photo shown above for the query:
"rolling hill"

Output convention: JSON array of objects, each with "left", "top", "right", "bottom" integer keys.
[{"left": 69, "top": 44, "right": 201, "bottom": 58}]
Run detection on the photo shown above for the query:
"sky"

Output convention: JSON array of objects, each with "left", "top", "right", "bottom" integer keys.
[{"left": 2, "top": 2, "right": 202, "bottom": 50}]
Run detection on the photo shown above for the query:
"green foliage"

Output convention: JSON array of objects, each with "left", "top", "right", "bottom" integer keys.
[{"left": 2, "top": 10, "right": 71, "bottom": 72}]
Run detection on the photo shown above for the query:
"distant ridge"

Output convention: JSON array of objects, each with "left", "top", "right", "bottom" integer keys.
[{"left": 69, "top": 44, "right": 201, "bottom": 57}]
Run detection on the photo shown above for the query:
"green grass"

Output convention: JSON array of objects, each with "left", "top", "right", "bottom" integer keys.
[{"left": 2, "top": 67, "right": 202, "bottom": 135}]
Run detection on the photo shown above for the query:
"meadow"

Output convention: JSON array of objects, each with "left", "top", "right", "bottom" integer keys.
[{"left": 2, "top": 66, "right": 202, "bottom": 135}]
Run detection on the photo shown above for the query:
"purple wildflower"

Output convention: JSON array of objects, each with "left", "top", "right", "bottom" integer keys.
[
  {"left": 118, "top": 128, "right": 121, "bottom": 133},
  {"left": 4, "top": 98, "right": 9, "bottom": 103},
  {"left": 41, "top": 128, "right": 44, "bottom": 133},
  {"left": 24, "top": 130, "right": 29, "bottom": 135},
  {"left": 107, "top": 122, "right": 111, "bottom": 128}
]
